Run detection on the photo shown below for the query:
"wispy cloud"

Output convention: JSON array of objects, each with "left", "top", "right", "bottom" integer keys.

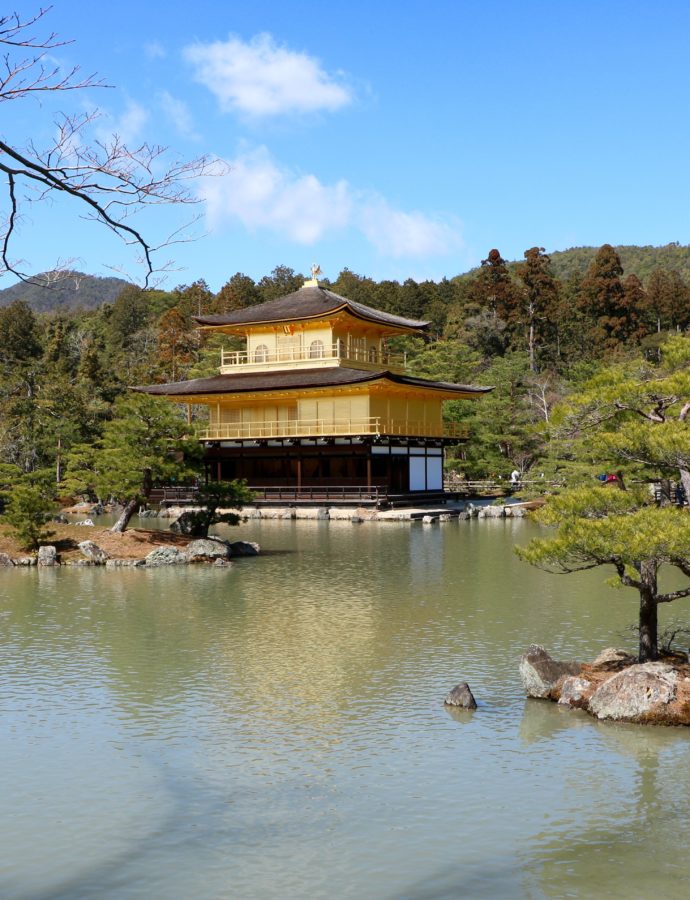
[
  {"left": 158, "top": 90, "right": 199, "bottom": 140},
  {"left": 199, "top": 147, "right": 462, "bottom": 259},
  {"left": 144, "top": 40, "right": 166, "bottom": 59},
  {"left": 96, "top": 99, "right": 149, "bottom": 146},
  {"left": 360, "top": 200, "right": 460, "bottom": 258},
  {"left": 183, "top": 33, "right": 353, "bottom": 118}
]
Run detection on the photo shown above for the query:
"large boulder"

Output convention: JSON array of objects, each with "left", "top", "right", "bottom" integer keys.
[
  {"left": 0, "top": 552, "right": 15, "bottom": 566},
  {"left": 37, "top": 545, "right": 58, "bottom": 567},
  {"left": 588, "top": 662, "right": 678, "bottom": 723},
  {"left": 144, "top": 546, "right": 188, "bottom": 567},
  {"left": 228, "top": 540, "right": 260, "bottom": 557},
  {"left": 185, "top": 538, "right": 231, "bottom": 562},
  {"left": 590, "top": 647, "right": 636, "bottom": 670},
  {"left": 169, "top": 511, "right": 205, "bottom": 536},
  {"left": 558, "top": 675, "right": 594, "bottom": 709},
  {"left": 479, "top": 505, "right": 505, "bottom": 518},
  {"left": 63, "top": 501, "right": 103, "bottom": 516},
  {"left": 78, "top": 540, "right": 110, "bottom": 564},
  {"left": 519, "top": 645, "right": 582, "bottom": 699},
  {"left": 158, "top": 505, "right": 184, "bottom": 519},
  {"left": 444, "top": 682, "right": 477, "bottom": 709}
]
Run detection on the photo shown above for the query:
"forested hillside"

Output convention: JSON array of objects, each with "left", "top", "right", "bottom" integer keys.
[
  {"left": 547, "top": 243, "right": 690, "bottom": 283},
  {"left": 2, "top": 245, "right": 690, "bottom": 492},
  {"left": 0, "top": 271, "right": 129, "bottom": 312},
  {"left": 3, "top": 243, "right": 690, "bottom": 313}
]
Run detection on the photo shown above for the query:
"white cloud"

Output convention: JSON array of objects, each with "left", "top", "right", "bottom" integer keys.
[
  {"left": 158, "top": 91, "right": 199, "bottom": 140},
  {"left": 183, "top": 33, "right": 352, "bottom": 118},
  {"left": 200, "top": 147, "right": 351, "bottom": 242},
  {"left": 96, "top": 99, "right": 149, "bottom": 146},
  {"left": 359, "top": 200, "right": 462, "bottom": 258},
  {"left": 199, "top": 147, "right": 462, "bottom": 259}
]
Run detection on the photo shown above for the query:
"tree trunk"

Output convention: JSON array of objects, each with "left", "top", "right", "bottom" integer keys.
[
  {"left": 528, "top": 319, "right": 536, "bottom": 373},
  {"left": 638, "top": 561, "right": 659, "bottom": 662},
  {"left": 110, "top": 497, "right": 139, "bottom": 533},
  {"left": 678, "top": 467, "right": 690, "bottom": 506},
  {"left": 110, "top": 468, "right": 152, "bottom": 533}
]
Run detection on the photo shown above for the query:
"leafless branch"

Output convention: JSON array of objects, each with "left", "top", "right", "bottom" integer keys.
[{"left": 0, "top": 6, "right": 228, "bottom": 286}]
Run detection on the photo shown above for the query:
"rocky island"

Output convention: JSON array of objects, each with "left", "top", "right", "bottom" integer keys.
[
  {"left": 520, "top": 644, "right": 690, "bottom": 726},
  {"left": 0, "top": 522, "right": 259, "bottom": 568}
]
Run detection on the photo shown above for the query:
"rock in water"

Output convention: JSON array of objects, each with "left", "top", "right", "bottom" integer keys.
[
  {"left": 105, "top": 558, "right": 145, "bottom": 568},
  {"left": 444, "top": 682, "right": 477, "bottom": 709},
  {"left": 37, "top": 546, "right": 58, "bottom": 567},
  {"left": 78, "top": 540, "right": 110, "bottom": 564},
  {"left": 185, "top": 538, "right": 231, "bottom": 562},
  {"left": 0, "top": 552, "right": 15, "bottom": 566},
  {"left": 519, "top": 645, "right": 582, "bottom": 699},
  {"left": 588, "top": 662, "right": 678, "bottom": 722},
  {"left": 228, "top": 541, "right": 260, "bottom": 557},
  {"left": 144, "top": 546, "right": 188, "bottom": 567}
]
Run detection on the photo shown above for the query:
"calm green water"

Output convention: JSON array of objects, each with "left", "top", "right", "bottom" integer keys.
[{"left": 2, "top": 518, "right": 690, "bottom": 899}]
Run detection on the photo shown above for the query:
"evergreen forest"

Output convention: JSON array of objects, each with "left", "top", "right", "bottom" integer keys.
[{"left": 3, "top": 243, "right": 690, "bottom": 498}]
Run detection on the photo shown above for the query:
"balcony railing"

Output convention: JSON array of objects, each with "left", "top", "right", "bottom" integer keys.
[
  {"left": 200, "top": 418, "right": 468, "bottom": 441},
  {"left": 220, "top": 344, "right": 406, "bottom": 371}
]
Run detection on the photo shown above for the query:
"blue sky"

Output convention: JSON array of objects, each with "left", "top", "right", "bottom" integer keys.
[{"left": 6, "top": 1, "right": 690, "bottom": 291}]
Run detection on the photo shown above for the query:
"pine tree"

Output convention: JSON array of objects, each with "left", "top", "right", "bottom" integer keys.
[
  {"left": 517, "top": 487, "right": 690, "bottom": 662},
  {"left": 579, "top": 244, "right": 631, "bottom": 352},
  {"left": 214, "top": 273, "right": 261, "bottom": 312},
  {"left": 515, "top": 247, "right": 560, "bottom": 372}
]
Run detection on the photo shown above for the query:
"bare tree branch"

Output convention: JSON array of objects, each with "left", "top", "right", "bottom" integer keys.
[{"left": 0, "top": 7, "right": 227, "bottom": 286}]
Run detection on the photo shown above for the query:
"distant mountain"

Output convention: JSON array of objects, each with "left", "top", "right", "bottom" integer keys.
[
  {"left": 547, "top": 243, "right": 690, "bottom": 283},
  {"left": 0, "top": 271, "right": 130, "bottom": 312},
  {"left": 456, "top": 243, "right": 690, "bottom": 286}
]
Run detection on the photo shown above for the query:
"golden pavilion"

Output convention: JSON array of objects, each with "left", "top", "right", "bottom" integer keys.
[{"left": 136, "top": 276, "right": 490, "bottom": 502}]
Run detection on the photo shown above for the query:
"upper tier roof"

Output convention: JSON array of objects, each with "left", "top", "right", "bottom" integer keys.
[
  {"left": 194, "top": 286, "right": 430, "bottom": 332},
  {"left": 133, "top": 366, "right": 492, "bottom": 398}
]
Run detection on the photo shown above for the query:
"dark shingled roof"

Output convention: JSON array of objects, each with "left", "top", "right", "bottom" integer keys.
[
  {"left": 133, "top": 367, "right": 492, "bottom": 397},
  {"left": 194, "top": 286, "right": 430, "bottom": 332}
]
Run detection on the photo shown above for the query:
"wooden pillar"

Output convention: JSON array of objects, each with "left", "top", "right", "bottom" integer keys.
[
  {"left": 366, "top": 455, "right": 372, "bottom": 490},
  {"left": 216, "top": 460, "right": 222, "bottom": 482},
  {"left": 297, "top": 456, "right": 302, "bottom": 491}
]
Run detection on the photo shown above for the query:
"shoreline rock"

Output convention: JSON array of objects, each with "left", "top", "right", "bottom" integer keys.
[
  {"left": 0, "top": 526, "right": 259, "bottom": 570},
  {"left": 519, "top": 645, "right": 582, "bottom": 699},
  {"left": 521, "top": 645, "right": 690, "bottom": 726}
]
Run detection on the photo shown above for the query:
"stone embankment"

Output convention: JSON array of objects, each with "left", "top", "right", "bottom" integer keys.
[
  {"left": 520, "top": 644, "right": 690, "bottom": 726},
  {"left": 156, "top": 501, "right": 535, "bottom": 524}
]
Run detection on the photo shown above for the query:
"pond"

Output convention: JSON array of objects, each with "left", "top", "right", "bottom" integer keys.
[{"left": 2, "top": 517, "right": 689, "bottom": 899}]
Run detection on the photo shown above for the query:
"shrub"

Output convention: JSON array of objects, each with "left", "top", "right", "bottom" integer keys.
[{"left": 2, "top": 483, "right": 55, "bottom": 551}]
